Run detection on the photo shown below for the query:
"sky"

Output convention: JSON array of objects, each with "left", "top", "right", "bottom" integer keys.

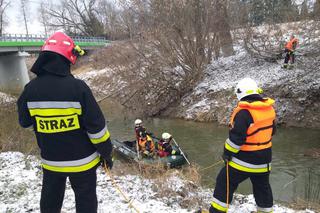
[
  {"left": 3, "top": 0, "right": 317, "bottom": 35},
  {"left": 5, "top": 0, "right": 44, "bottom": 35},
  {"left": 4, "top": 0, "right": 118, "bottom": 35}
]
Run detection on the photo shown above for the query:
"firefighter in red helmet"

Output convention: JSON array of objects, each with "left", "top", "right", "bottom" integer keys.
[{"left": 17, "top": 32, "right": 113, "bottom": 213}]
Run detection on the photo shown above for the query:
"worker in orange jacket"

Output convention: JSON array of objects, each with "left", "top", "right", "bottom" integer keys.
[
  {"left": 138, "top": 130, "right": 155, "bottom": 158},
  {"left": 283, "top": 35, "right": 299, "bottom": 69},
  {"left": 208, "top": 78, "right": 276, "bottom": 213}
]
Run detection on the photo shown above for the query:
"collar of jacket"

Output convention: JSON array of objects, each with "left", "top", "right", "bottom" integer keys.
[
  {"left": 240, "top": 94, "right": 264, "bottom": 103},
  {"left": 238, "top": 97, "right": 275, "bottom": 109},
  {"left": 30, "top": 51, "right": 71, "bottom": 77}
]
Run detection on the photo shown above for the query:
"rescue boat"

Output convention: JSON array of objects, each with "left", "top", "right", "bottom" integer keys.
[{"left": 112, "top": 139, "right": 187, "bottom": 168}]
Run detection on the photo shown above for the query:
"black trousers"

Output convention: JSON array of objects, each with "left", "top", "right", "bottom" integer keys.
[
  {"left": 284, "top": 48, "right": 295, "bottom": 64},
  {"left": 210, "top": 166, "right": 273, "bottom": 213},
  {"left": 40, "top": 167, "right": 98, "bottom": 213}
]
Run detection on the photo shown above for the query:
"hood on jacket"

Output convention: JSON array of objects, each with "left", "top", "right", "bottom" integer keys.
[{"left": 31, "top": 51, "right": 71, "bottom": 76}]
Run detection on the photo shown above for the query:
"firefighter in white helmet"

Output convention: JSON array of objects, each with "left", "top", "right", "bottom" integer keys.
[
  {"left": 208, "top": 78, "right": 276, "bottom": 213},
  {"left": 157, "top": 132, "right": 180, "bottom": 157},
  {"left": 134, "top": 119, "right": 145, "bottom": 141}
]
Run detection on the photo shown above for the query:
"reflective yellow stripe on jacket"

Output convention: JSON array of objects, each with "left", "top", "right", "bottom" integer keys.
[
  {"left": 87, "top": 125, "right": 110, "bottom": 144},
  {"left": 224, "top": 138, "right": 240, "bottom": 154},
  {"left": 41, "top": 152, "right": 100, "bottom": 173},
  {"left": 27, "top": 101, "right": 82, "bottom": 116},
  {"left": 228, "top": 157, "right": 271, "bottom": 173},
  {"left": 27, "top": 101, "right": 82, "bottom": 133}
]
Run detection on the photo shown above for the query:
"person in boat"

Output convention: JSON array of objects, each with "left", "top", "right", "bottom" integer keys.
[
  {"left": 134, "top": 118, "right": 155, "bottom": 141},
  {"left": 208, "top": 78, "right": 276, "bottom": 213},
  {"left": 157, "top": 132, "right": 180, "bottom": 157},
  {"left": 134, "top": 119, "right": 146, "bottom": 141},
  {"left": 138, "top": 130, "right": 155, "bottom": 158}
]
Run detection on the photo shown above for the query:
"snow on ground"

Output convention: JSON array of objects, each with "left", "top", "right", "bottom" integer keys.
[
  {"left": 178, "top": 44, "right": 319, "bottom": 123},
  {"left": 0, "top": 152, "right": 315, "bottom": 213},
  {"left": 76, "top": 68, "right": 114, "bottom": 81},
  {"left": 195, "top": 48, "right": 295, "bottom": 94},
  {"left": 0, "top": 92, "right": 16, "bottom": 105},
  {"left": 76, "top": 67, "right": 128, "bottom": 101}
]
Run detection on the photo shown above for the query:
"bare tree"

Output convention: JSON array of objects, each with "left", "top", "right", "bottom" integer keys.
[
  {"left": 300, "top": 0, "right": 309, "bottom": 19},
  {"left": 106, "top": 0, "right": 235, "bottom": 115},
  {"left": 97, "top": 0, "right": 128, "bottom": 40},
  {"left": 314, "top": 0, "right": 320, "bottom": 19},
  {"left": 0, "top": 0, "right": 10, "bottom": 35},
  {"left": 227, "top": 0, "right": 249, "bottom": 29},
  {"left": 213, "top": 0, "right": 234, "bottom": 56},
  {"left": 39, "top": 0, "right": 51, "bottom": 36},
  {"left": 41, "top": 0, "right": 105, "bottom": 36},
  {"left": 19, "top": 0, "right": 30, "bottom": 36}
]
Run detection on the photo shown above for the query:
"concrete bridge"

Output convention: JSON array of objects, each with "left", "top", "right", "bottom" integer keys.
[{"left": 0, "top": 34, "right": 109, "bottom": 94}]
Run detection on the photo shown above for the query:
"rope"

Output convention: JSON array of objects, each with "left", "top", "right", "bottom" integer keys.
[
  {"left": 199, "top": 160, "right": 224, "bottom": 172},
  {"left": 103, "top": 163, "right": 140, "bottom": 213},
  {"left": 226, "top": 161, "right": 230, "bottom": 209}
]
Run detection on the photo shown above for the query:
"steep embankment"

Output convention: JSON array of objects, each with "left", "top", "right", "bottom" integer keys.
[
  {"left": 1, "top": 46, "right": 318, "bottom": 129},
  {"left": 72, "top": 44, "right": 320, "bottom": 129},
  {"left": 163, "top": 50, "right": 320, "bottom": 128}
]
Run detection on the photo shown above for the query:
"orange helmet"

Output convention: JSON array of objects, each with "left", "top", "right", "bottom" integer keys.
[{"left": 42, "top": 32, "right": 82, "bottom": 64}]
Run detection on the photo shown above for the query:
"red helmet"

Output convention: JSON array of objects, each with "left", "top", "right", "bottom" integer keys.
[{"left": 42, "top": 32, "right": 78, "bottom": 64}]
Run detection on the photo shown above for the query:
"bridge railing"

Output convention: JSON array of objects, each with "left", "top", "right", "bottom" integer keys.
[{"left": 0, "top": 34, "right": 107, "bottom": 43}]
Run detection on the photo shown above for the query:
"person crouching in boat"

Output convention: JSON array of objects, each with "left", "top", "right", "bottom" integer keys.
[
  {"left": 157, "top": 133, "right": 180, "bottom": 157},
  {"left": 138, "top": 131, "right": 155, "bottom": 158}
]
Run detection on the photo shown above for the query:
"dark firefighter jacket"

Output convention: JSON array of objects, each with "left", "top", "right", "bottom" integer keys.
[
  {"left": 17, "top": 52, "right": 112, "bottom": 173},
  {"left": 224, "top": 94, "right": 276, "bottom": 173}
]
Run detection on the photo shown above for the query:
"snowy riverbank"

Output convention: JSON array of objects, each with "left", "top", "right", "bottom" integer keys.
[
  {"left": 0, "top": 152, "right": 316, "bottom": 213},
  {"left": 73, "top": 46, "right": 320, "bottom": 128},
  {"left": 0, "top": 92, "right": 16, "bottom": 106},
  {"left": 0, "top": 45, "right": 319, "bottom": 129},
  {"left": 167, "top": 48, "right": 320, "bottom": 128}
]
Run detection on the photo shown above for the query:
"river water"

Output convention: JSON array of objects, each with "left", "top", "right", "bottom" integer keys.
[{"left": 100, "top": 100, "right": 320, "bottom": 205}]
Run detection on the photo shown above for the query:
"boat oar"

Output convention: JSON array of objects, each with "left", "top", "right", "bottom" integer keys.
[
  {"left": 136, "top": 139, "right": 142, "bottom": 171},
  {"left": 136, "top": 139, "right": 140, "bottom": 160},
  {"left": 172, "top": 138, "right": 191, "bottom": 165}
]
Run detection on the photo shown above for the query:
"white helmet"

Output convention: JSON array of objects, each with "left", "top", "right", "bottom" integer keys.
[
  {"left": 134, "top": 119, "right": 142, "bottom": 126},
  {"left": 235, "top": 78, "right": 262, "bottom": 101},
  {"left": 162, "top": 132, "right": 172, "bottom": 141}
]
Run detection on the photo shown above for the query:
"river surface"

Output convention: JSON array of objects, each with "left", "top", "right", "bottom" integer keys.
[{"left": 100, "top": 100, "right": 320, "bottom": 205}]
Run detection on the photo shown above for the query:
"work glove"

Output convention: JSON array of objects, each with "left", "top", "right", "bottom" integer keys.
[
  {"left": 102, "top": 155, "right": 113, "bottom": 170},
  {"left": 171, "top": 149, "right": 181, "bottom": 155}
]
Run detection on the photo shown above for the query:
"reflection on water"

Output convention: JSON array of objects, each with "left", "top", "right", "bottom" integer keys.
[{"left": 100, "top": 100, "right": 320, "bottom": 204}]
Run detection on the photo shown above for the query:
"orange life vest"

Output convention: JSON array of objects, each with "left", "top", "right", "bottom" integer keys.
[
  {"left": 285, "top": 38, "right": 298, "bottom": 51},
  {"left": 229, "top": 98, "right": 276, "bottom": 151},
  {"left": 138, "top": 135, "right": 155, "bottom": 152}
]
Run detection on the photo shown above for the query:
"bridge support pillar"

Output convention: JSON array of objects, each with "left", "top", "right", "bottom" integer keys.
[{"left": 0, "top": 52, "right": 30, "bottom": 94}]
